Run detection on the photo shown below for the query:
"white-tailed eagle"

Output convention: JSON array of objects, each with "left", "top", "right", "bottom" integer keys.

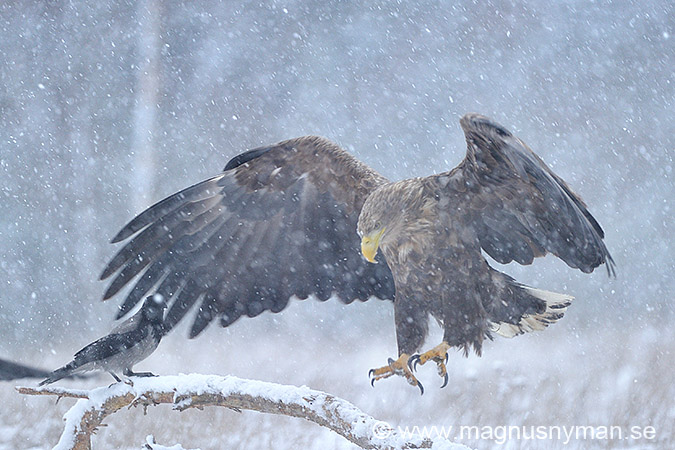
[{"left": 101, "top": 113, "right": 615, "bottom": 393}]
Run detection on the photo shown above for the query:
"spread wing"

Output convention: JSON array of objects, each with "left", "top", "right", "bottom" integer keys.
[
  {"left": 101, "top": 136, "right": 395, "bottom": 337},
  {"left": 437, "top": 113, "right": 615, "bottom": 275}
]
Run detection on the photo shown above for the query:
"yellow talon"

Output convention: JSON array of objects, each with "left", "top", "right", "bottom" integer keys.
[
  {"left": 409, "top": 342, "right": 451, "bottom": 388},
  {"left": 369, "top": 353, "right": 424, "bottom": 394}
]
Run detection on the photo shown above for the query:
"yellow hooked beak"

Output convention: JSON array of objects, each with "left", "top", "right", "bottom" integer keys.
[{"left": 361, "top": 227, "right": 385, "bottom": 263}]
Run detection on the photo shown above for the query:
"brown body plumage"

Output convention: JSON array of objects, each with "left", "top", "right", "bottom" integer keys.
[{"left": 101, "top": 113, "right": 614, "bottom": 392}]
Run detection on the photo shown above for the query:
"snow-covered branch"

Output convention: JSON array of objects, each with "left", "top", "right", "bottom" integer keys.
[{"left": 18, "top": 374, "right": 466, "bottom": 450}]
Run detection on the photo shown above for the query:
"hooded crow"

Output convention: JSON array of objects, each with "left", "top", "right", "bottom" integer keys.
[{"left": 40, "top": 294, "right": 166, "bottom": 385}]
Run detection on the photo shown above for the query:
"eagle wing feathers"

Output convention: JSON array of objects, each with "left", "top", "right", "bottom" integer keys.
[
  {"left": 446, "top": 113, "right": 615, "bottom": 275},
  {"left": 101, "top": 136, "right": 395, "bottom": 337}
]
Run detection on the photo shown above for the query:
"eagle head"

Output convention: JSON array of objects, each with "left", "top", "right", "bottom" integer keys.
[{"left": 357, "top": 180, "right": 425, "bottom": 263}]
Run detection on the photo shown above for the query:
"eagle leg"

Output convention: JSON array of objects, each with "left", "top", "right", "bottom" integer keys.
[
  {"left": 409, "top": 341, "right": 451, "bottom": 388},
  {"left": 368, "top": 353, "right": 424, "bottom": 395}
]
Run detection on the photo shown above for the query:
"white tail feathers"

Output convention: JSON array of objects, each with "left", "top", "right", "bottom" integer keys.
[{"left": 489, "top": 286, "right": 574, "bottom": 338}]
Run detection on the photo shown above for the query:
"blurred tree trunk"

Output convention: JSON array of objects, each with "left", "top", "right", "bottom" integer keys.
[{"left": 131, "top": 0, "right": 162, "bottom": 212}]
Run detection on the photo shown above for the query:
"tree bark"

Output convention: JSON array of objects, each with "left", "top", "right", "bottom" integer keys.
[{"left": 18, "top": 374, "right": 465, "bottom": 450}]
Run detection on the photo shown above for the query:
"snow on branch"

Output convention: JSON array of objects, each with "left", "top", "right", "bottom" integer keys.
[{"left": 18, "top": 374, "right": 466, "bottom": 450}]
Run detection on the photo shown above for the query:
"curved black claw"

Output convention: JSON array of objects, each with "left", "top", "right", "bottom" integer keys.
[
  {"left": 368, "top": 368, "right": 378, "bottom": 387},
  {"left": 440, "top": 372, "right": 449, "bottom": 389},
  {"left": 417, "top": 380, "right": 425, "bottom": 395},
  {"left": 408, "top": 354, "right": 421, "bottom": 372}
]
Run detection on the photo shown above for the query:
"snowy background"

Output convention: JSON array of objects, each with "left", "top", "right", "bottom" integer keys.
[{"left": 1, "top": 1, "right": 673, "bottom": 449}]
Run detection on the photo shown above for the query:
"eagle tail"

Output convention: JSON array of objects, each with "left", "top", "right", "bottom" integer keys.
[{"left": 488, "top": 277, "right": 573, "bottom": 338}]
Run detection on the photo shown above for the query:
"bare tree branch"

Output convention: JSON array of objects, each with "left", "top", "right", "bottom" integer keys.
[{"left": 18, "top": 374, "right": 465, "bottom": 450}]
